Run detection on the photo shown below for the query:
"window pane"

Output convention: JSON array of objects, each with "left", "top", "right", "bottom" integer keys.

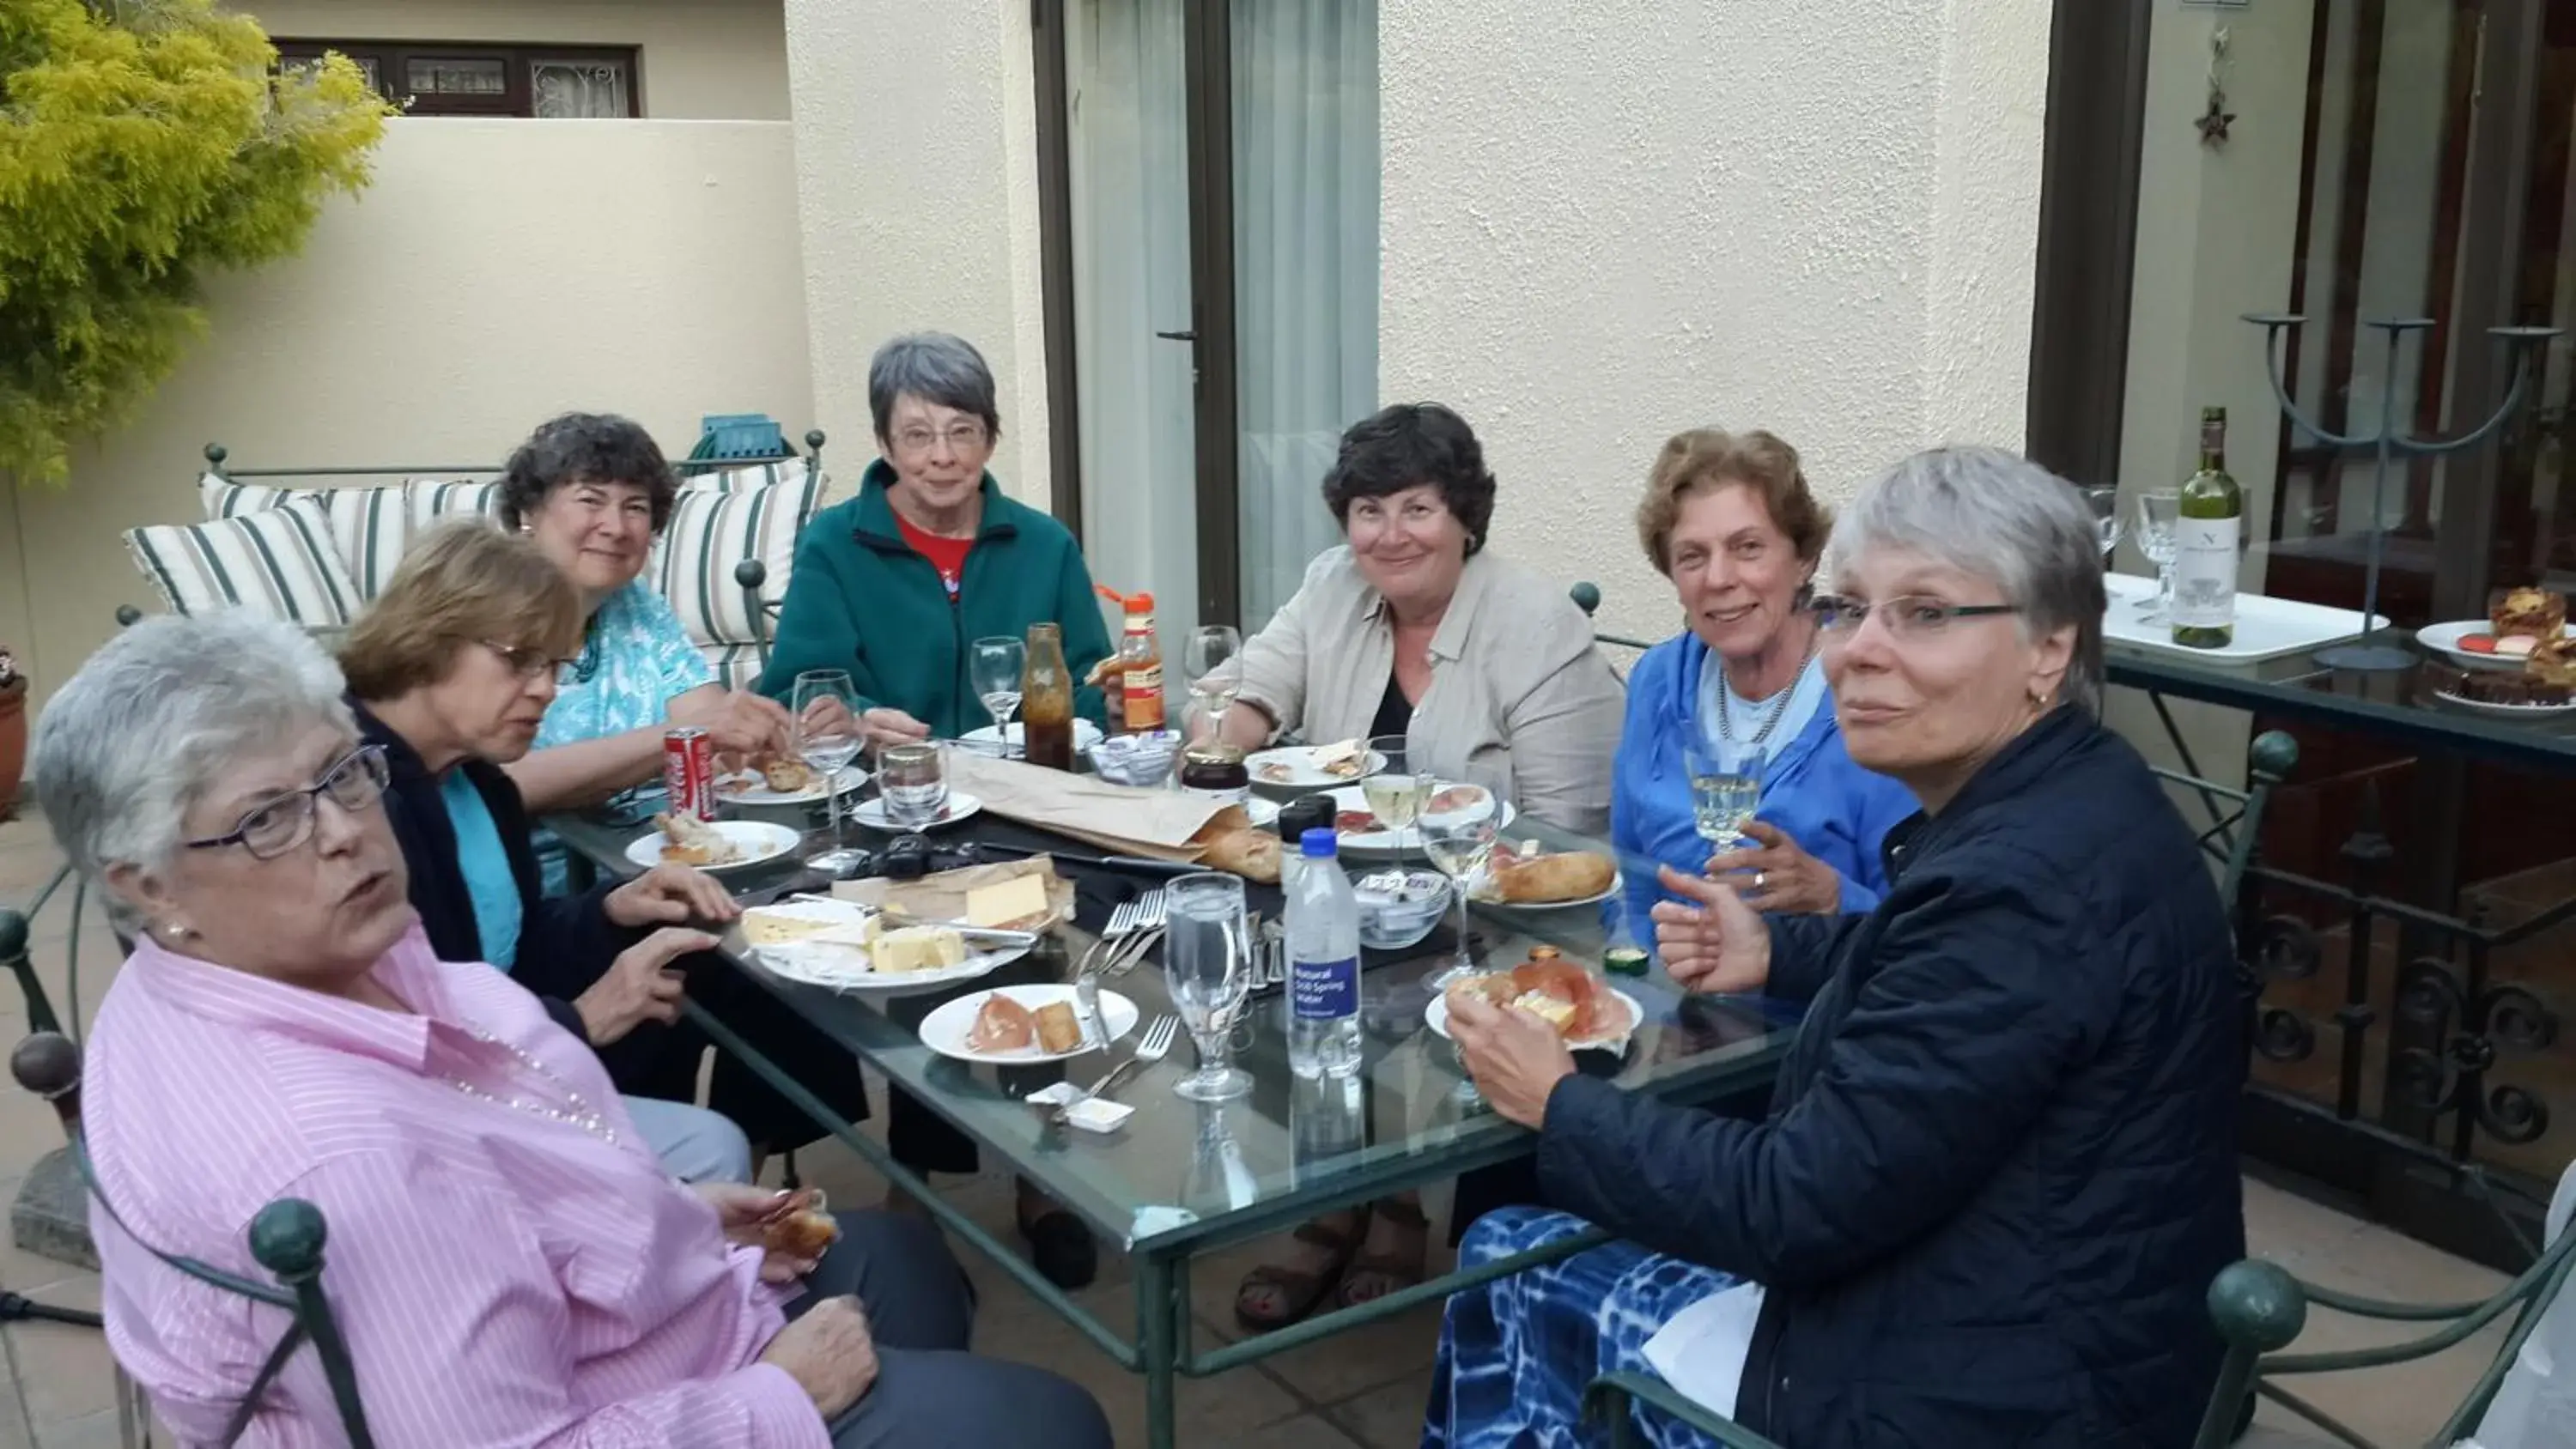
[
  {"left": 531, "top": 58, "right": 631, "bottom": 118},
  {"left": 406, "top": 57, "right": 507, "bottom": 96}
]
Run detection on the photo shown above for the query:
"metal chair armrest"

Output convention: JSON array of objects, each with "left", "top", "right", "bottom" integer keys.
[{"left": 1583, "top": 1370, "right": 1789, "bottom": 1449}]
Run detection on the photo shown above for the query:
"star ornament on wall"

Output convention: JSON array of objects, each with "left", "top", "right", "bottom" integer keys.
[{"left": 2196, "top": 92, "right": 2237, "bottom": 147}]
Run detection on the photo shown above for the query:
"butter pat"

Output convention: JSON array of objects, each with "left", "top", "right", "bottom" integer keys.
[
  {"left": 966, "top": 874, "right": 1050, "bottom": 928},
  {"left": 870, "top": 925, "right": 968, "bottom": 974}
]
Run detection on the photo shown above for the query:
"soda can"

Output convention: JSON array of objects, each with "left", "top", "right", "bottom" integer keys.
[{"left": 663, "top": 727, "right": 716, "bottom": 822}]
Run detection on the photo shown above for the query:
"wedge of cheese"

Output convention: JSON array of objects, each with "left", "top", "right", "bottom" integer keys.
[
  {"left": 743, "top": 910, "right": 854, "bottom": 948},
  {"left": 965, "top": 874, "right": 1051, "bottom": 929},
  {"left": 871, "top": 925, "right": 969, "bottom": 974}
]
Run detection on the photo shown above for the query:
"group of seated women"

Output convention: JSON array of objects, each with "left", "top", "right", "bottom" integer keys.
[{"left": 30, "top": 324, "right": 2246, "bottom": 1446}]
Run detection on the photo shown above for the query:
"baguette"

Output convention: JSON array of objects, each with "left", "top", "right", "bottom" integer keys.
[
  {"left": 1487, "top": 849, "right": 1615, "bottom": 904},
  {"left": 1197, "top": 828, "right": 1282, "bottom": 883}
]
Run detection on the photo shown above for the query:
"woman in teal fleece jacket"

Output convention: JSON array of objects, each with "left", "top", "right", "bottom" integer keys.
[{"left": 762, "top": 335, "right": 1112, "bottom": 745}]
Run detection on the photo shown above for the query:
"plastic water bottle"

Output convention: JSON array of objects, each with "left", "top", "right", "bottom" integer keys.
[{"left": 1286, "top": 828, "right": 1364, "bottom": 1079}]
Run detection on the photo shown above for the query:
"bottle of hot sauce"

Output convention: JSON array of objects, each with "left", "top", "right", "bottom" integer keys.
[
  {"left": 1096, "top": 585, "right": 1166, "bottom": 734},
  {"left": 1020, "top": 621, "right": 1076, "bottom": 772}
]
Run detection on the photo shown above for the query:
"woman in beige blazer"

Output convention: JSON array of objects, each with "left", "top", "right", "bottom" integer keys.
[
  {"left": 1206, "top": 403, "right": 1625, "bottom": 1331},
  {"left": 1200, "top": 405, "right": 1625, "bottom": 835}
]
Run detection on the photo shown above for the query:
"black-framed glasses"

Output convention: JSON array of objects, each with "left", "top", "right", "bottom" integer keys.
[
  {"left": 476, "top": 639, "right": 579, "bottom": 679},
  {"left": 1807, "top": 593, "right": 2021, "bottom": 641},
  {"left": 184, "top": 745, "right": 391, "bottom": 860}
]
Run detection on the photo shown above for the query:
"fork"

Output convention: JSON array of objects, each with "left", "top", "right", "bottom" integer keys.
[
  {"left": 1054, "top": 1014, "right": 1178, "bottom": 1125},
  {"left": 1101, "top": 925, "right": 1164, "bottom": 979},
  {"left": 1073, "top": 920, "right": 1162, "bottom": 979}
]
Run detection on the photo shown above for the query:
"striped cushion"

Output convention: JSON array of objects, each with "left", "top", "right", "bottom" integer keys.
[
  {"left": 679, "top": 457, "right": 812, "bottom": 494},
  {"left": 125, "top": 499, "right": 363, "bottom": 624},
  {"left": 408, "top": 477, "right": 505, "bottom": 525},
  {"left": 198, "top": 471, "right": 300, "bottom": 518},
  {"left": 703, "top": 641, "right": 766, "bottom": 694},
  {"left": 653, "top": 474, "right": 824, "bottom": 647}
]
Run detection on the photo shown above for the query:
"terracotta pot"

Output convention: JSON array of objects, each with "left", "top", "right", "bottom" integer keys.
[{"left": 0, "top": 682, "right": 25, "bottom": 823}]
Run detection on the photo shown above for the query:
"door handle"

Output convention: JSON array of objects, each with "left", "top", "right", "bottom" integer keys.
[{"left": 1154, "top": 330, "right": 1197, "bottom": 343}]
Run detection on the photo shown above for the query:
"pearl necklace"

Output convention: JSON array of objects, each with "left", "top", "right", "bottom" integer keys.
[
  {"left": 1715, "top": 636, "right": 1819, "bottom": 749},
  {"left": 446, "top": 1028, "right": 620, "bottom": 1146}
]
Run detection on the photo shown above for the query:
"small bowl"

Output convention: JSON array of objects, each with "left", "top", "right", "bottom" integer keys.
[
  {"left": 1350, "top": 868, "right": 1451, "bottom": 951},
  {"left": 1090, "top": 730, "right": 1182, "bottom": 788}
]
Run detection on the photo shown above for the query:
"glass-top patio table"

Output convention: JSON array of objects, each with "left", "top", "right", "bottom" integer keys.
[{"left": 550, "top": 786, "right": 1793, "bottom": 1448}]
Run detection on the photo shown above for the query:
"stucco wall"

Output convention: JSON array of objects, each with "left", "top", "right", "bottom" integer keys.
[
  {"left": 781, "top": 0, "right": 1054, "bottom": 506},
  {"left": 230, "top": 0, "right": 792, "bottom": 120},
  {"left": 1377, "top": 0, "right": 2052, "bottom": 646},
  {"left": 3, "top": 119, "right": 814, "bottom": 712}
]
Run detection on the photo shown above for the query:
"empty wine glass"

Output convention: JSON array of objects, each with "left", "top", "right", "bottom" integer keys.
[
  {"left": 1165, "top": 872, "right": 1253, "bottom": 1102},
  {"left": 1183, "top": 626, "right": 1242, "bottom": 736},
  {"left": 792, "top": 670, "right": 867, "bottom": 874},
  {"left": 2136, "top": 489, "right": 2183, "bottom": 623},
  {"left": 2082, "top": 485, "right": 2123, "bottom": 563},
  {"left": 969, "top": 636, "right": 1024, "bottom": 757},
  {"left": 1419, "top": 770, "right": 1504, "bottom": 990},
  {"left": 878, "top": 743, "right": 948, "bottom": 829}
]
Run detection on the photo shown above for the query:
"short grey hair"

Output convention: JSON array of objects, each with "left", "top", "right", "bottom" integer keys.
[
  {"left": 1824, "top": 446, "right": 2107, "bottom": 715},
  {"left": 867, "top": 331, "right": 1001, "bottom": 445},
  {"left": 33, "top": 613, "right": 353, "bottom": 929}
]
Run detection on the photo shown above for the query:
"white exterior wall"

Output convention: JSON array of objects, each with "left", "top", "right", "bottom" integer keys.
[{"left": 1377, "top": 0, "right": 2053, "bottom": 644}]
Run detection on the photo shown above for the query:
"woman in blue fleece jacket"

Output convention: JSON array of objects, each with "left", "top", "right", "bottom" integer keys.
[{"left": 1611, "top": 428, "right": 1915, "bottom": 938}]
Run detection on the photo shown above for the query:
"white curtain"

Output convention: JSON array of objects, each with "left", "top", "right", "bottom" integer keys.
[
  {"left": 1230, "top": 0, "right": 1379, "bottom": 630},
  {"left": 1068, "top": 0, "right": 1203, "bottom": 643}
]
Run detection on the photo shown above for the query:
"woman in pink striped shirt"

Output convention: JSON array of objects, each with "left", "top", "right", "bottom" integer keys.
[{"left": 30, "top": 612, "right": 1110, "bottom": 1449}]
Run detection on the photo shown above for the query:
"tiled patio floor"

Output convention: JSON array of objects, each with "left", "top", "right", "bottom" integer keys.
[{"left": 0, "top": 807, "right": 2531, "bottom": 1446}]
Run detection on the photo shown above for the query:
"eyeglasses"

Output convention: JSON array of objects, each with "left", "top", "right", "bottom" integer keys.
[
  {"left": 185, "top": 745, "right": 391, "bottom": 860},
  {"left": 1807, "top": 594, "right": 2021, "bottom": 640},
  {"left": 891, "top": 422, "right": 989, "bottom": 456},
  {"left": 477, "top": 639, "right": 579, "bottom": 679}
]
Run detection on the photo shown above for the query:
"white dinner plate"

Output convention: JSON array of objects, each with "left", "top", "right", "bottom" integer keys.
[
  {"left": 2416, "top": 619, "right": 2576, "bottom": 672},
  {"left": 958, "top": 720, "right": 1106, "bottom": 754},
  {"left": 1465, "top": 856, "right": 1623, "bottom": 909},
  {"left": 2431, "top": 688, "right": 2576, "bottom": 721},
  {"left": 1426, "top": 984, "right": 1642, "bottom": 1054},
  {"left": 744, "top": 899, "right": 1032, "bottom": 997},
  {"left": 920, "top": 984, "right": 1139, "bottom": 1064},
  {"left": 849, "top": 791, "right": 984, "bottom": 831},
  {"left": 714, "top": 764, "right": 868, "bottom": 807},
  {"left": 622, "top": 820, "right": 802, "bottom": 876},
  {"left": 1321, "top": 783, "right": 1517, "bottom": 857},
  {"left": 1246, "top": 744, "right": 1387, "bottom": 791}
]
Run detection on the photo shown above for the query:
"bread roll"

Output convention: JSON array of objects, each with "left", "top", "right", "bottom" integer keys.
[
  {"left": 1198, "top": 828, "right": 1281, "bottom": 883},
  {"left": 1488, "top": 850, "right": 1615, "bottom": 903},
  {"left": 1035, "top": 1002, "right": 1082, "bottom": 1054}
]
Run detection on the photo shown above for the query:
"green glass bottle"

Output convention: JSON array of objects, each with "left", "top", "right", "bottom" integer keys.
[{"left": 2172, "top": 406, "right": 2242, "bottom": 649}]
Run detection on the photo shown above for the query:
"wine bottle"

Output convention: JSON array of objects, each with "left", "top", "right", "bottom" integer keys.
[{"left": 2172, "top": 406, "right": 2242, "bottom": 649}]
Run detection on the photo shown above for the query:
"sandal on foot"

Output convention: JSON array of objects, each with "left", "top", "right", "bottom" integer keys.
[
  {"left": 1018, "top": 1206, "right": 1099, "bottom": 1291},
  {"left": 1334, "top": 1198, "right": 1430, "bottom": 1309},
  {"left": 1236, "top": 1210, "right": 1371, "bottom": 1333}
]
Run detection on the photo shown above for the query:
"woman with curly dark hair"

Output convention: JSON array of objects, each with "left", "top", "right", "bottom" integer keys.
[{"left": 492, "top": 413, "right": 793, "bottom": 892}]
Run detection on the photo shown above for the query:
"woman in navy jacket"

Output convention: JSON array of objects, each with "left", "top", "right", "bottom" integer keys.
[
  {"left": 1433, "top": 447, "right": 2245, "bottom": 1447},
  {"left": 1611, "top": 429, "right": 1915, "bottom": 941}
]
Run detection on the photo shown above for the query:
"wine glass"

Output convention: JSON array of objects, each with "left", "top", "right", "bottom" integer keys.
[
  {"left": 969, "top": 636, "right": 1024, "bottom": 757},
  {"left": 1165, "top": 873, "right": 1253, "bottom": 1102},
  {"left": 1682, "top": 730, "right": 1769, "bottom": 856},
  {"left": 1418, "top": 768, "right": 1505, "bottom": 990},
  {"left": 1183, "top": 626, "right": 1242, "bottom": 736},
  {"left": 2136, "top": 489, "right": 2183, "bottom": 623},
  {"left": 2082, "top": 485, "right": 2124, "bottom": 563},
  {"left": 877, "top": 743, "right": 949, "bottom": 830},
  {"left": 1359, "top": 735, "right": 1426, "bottom": 864},
  {"left": 791, "top": 670, "right": 867, "bottom": 874}
]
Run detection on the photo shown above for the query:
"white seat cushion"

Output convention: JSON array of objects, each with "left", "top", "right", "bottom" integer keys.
[
  {"left": 126, "top": 497, "right": 364, "bottom": 625},
  {"left": 653, "top": 471, "right": 824, "bottom": 649}
]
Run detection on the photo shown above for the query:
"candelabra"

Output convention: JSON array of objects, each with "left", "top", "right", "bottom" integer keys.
[{"left": 2245, "top": 313, "right": 2559, "bottom": 670}]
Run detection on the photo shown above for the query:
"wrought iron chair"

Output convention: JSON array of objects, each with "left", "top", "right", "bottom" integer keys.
[
  {"left": 1577, "top": 731, "right": 2306, "bottom": 1446},
  {"left": 9, "top": 1025, "right": 378, "bottom": 1448}
]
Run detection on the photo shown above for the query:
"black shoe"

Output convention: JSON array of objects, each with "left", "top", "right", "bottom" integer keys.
[{"left": 1018, "top": 1205, "right": 1099, "bottom": 1290}]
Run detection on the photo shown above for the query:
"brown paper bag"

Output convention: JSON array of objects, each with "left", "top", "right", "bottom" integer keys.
[
  {"left": 945, "top": 751, "right": 1230, "bottom": 853},
  {"left": 829, "top": 857, "right": 1075, "bottom": 930}
]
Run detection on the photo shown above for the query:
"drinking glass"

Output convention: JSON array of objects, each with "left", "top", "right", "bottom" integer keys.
[
  {"left": 2083, "top": 485, "right": 2124, "bottom": 562},
  {"left": 1359, "top": 735, "right": 1427, "bottom": 863},
  {"left": 969, "top": 636, "right": 1024, "bottom": 757},
  {"left": 878, "top": 743, "right": 949, "bottom": 830},
  {"left": 1682, "top": 730, "right": 1769, "bottom": 855},
  {"left": 1418, "top": 770, "right": 1504, "bottom": 990},
  {"left": 2136, "top": 489, "right": 2182, "bottom": 623},
  {"left": 791, "top": 670, "right": 867, "bottom": 874},
  {"left": 1183, "top": 626, "right": 1242, "bottom": 735},
  {"left": 1165, "top": 872, "right": 1254, "bottom": 1102}
]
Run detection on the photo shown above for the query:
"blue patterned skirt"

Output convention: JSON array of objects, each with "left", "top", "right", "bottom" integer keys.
[{"left": 1424, "top": 1206, "right": 1741, "bottom": 1448}]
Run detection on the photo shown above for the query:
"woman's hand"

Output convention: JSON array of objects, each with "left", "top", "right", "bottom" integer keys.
[
  {"left": 675, "top": 688, "right": 796, "bottom": 759},
  {"left": 1705, "top": 822, "right": 1844, "bottom": 915},
  {"left": 572, "top": 927, "right": 714, "bottom": 1046},
  {"left": 860, "top": 706, "right": 931, "bottom": 750},
  {"left": 760, "top": 1295, "right": 878, "bottom": 1419},
  {"left": 1650, "top": 866, "right": 1771, "bottom": 995},
  {"left": 696, "top": 1183, "right": 825, "bottom": 1282},
  {"left": 1447, "top": 992, "right": 1577, "bottom": 1129},
  {"left": 604, "top": 865, "right": 739, "bottom": 930}
]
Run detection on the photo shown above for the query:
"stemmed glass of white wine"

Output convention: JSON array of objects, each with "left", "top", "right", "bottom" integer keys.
[
  {"left": 1419, "top": 767, "right": 1505, "bottom": 990},
  {"left": 1682, "top": 731, "right": 1768, "bottom": 855},
  {"left": 1360, "top": 735, "right": 1428, "bottom": 863}
]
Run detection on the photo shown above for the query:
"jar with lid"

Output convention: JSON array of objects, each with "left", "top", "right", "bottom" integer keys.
[{"left": 1178, "top": 743, "right": 1250, "bottom": 805}]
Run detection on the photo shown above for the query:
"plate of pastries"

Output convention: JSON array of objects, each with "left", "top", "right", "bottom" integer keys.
[
  {"left": 1429, "top": 947, "right": 1641, "bottom": 1053},
  {"left": 715, "top": 755, "right": 868, "bottom": 805},
  {"left": 2427, "top": 588, "right": 2576, "bottom": 717},
  {"left": 919, "top": 984, "right": 1139, "bottom": 1064},
  {"left": 624, "top": 814, "right": 801, "bottom": 874}
]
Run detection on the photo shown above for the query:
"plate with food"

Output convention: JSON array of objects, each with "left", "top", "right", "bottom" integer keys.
[
  {"left": 920, "top": 983, "right": 1139, "bottom": 1064},
  {"left": 714, "top": 758, "right": 868, "bottom": 806},
  {"left": 2419, "top": 588, "right": 2573, "bottom": 670},
  {"left": 1247, "top": 738, "right": 1385, "bottom": 791},
  {"left": 1467, "top": 841, "right": 1621, "bottom": 908},
  {"left": 1426, "top": 951, "right": 1640, "bottom": 1054},
  {"left": 1321, "top": 783, "right": 1516, "bottom": 856},
  {"left": 849, "top": 791, "right": 984, "bottom": 831},
  {"left": 742, "top": 898, "right": 1034, "bottom": 995},
  {"left": 749, "top": 1186, "right": 841, "bottom": 1260},
  {"left": 623, "top": 815, "right": 802, "bottom": 875}
]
